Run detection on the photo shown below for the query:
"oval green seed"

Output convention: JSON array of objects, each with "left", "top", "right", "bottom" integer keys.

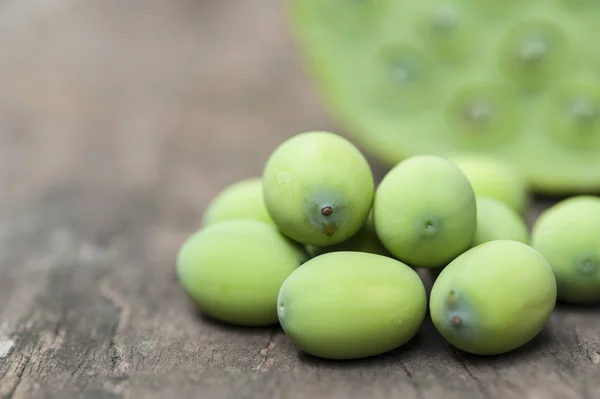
[
  {"left": 430, "top": 240, "right": 557, "bottom": 355},
  {"left": 374, "top": 155, "right": 477, "bottom": 268},
  {"left": 202, "top": 178, "right": 274, "bottom": 227},
  {"left": 473, "top": 197, "right": 529, "bottom": 246},
  {"left": 176, "top": 220, "right": 308, "bottom": 326},
  {"left": 263, "top": 131, "right": 374, "bottom": 246},
  {"left": 449, "top": 154, "right": 529, "bottom": 215},
  {"left": 531, "top": 196, "right": 600, "bottom": 304},
  {"left": 278, "top": 251, "right": 427, "bottom": 360}
]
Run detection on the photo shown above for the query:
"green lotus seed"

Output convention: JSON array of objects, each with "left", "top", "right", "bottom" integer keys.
[
  {"left": 262, "top": 131, "right": 374, "bottom": 246},
  {"left": 305, "top": 210, "right": 393, "bottom": 258},
  {"left": 373, "top": 155, "right": 477, "bottom": 268},
  {"left": 473, "top": 197, "right": 529, "bottom": 246},
  {"left": 449, "top": 154, "right": 529, "bottom": 215},
  {"left": 531, "top": 196, "right": 600, "bottom": 304},
  {"left": 430, "top": 240, "right": 557, "bottom": 355},
  {"left": 176, "top": 220, "right": 308, "bottom": 326},
  {"left": 202, "top": 178, "right": 274, "bottom": 227},
  {"left": 278, "top": 251, "right": 427, "bottom": 360}
]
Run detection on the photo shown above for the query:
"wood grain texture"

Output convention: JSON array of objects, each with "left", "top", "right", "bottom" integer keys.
[{"left": 0, "top": 1, "right": 599, "bottom": 398}]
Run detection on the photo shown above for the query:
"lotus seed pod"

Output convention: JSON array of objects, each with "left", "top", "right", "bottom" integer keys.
[
  {"left": 176, "top": 220, "right": 308, "bottom": 326},
  {"left": 373, "top": 155, "right": 477, "bottom": 268},
  {"left": 289, "top": 0, "right": 600, "bottom": 194},
  {"left": 278, "top": 251, "right": 427, "bottom": 360},
  {"left": 263, "top": 131, "right": 374, "bottom": 246},
  {"left": 305, "top": 211, "right": 393, "bottom": 258},
  {"left": 449, "top": 155, "right": 529, "bottom": 215},
  {"left": 430, "top": 240, "right": 557, "bottom": 355},
  {"left": 473, "top": 197, "right": 529, "bottom": 246},
  {"left": 531, "top": 196, "right": 600, "bottom": 304},
  {"left": 202, "top": 178, "right": 274, "bottom": 227}
]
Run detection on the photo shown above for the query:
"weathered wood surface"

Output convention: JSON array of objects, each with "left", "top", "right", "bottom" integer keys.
[{"left": 0, "top": 1, "right": 598, "bottom": 398}]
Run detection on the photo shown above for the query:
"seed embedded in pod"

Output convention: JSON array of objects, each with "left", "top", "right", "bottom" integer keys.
[
  {"left": 498, "top": 21, "right": 570, "bottom": 88},
  {"left": 373, "top": 155, "right": 477, "bottom": 268},
  {"left": 447, "top": 82, "right": 522, "bottom": 149},
  {"left": 262, "top": 131, "right": 375, "bottom": 246},
  {"left": 176, "top": 220, "right": 308, "bottom": 326},
  {"left": 531, "top": 196, "right": 600, "bottom": 304},
  {"left": 542, "top": 78, "right": 600, "bottom": 150},
  {"left": 277, "top": 251, "right": 427, "bottom": 360},
  {"left": 430, "top": 240, "right": 557, "bottom": 355},
  {"left": 202, "top": 178, "right": 275, "bottom": 227},
  {"left": 371, "top": 43, "right": 437, "bottom": 114},
  {"left": 418, "top": 3, "right": 478, "bottom": 62}
]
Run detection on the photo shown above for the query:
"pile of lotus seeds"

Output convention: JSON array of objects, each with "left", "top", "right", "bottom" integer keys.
[{"left": 176, "top": 131, "right": 600, "bottom": 360}]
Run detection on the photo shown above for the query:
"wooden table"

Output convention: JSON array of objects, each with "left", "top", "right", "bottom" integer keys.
[{"left": 0, "top": 1, "right": 598, "bottom": 398}]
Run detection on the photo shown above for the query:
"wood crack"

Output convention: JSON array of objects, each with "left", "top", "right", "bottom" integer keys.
[
  {"left": 99, "top": 279, "right": 128, "bottom": 374},
  {"left": 453, "top": 349, "right": 490, "bottom": 398},
  {"left": 4, "top": 351, "right": 33, "bottom": 399},
  {"left": 401, "top": 364, "right": 424, "bottom": 399},
  {"left": 253, "top": 329, "right": 278, "bottom": 372}
]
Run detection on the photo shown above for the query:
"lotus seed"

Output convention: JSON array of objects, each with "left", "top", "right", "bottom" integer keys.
[
  {"left": 430, "top": 240, "right": 557, "bottom": 355},
  {"left": 277, "top": 251, "right": 427, "bottom": 360},
  {"left": 263, "top": 131, "right": 374, "bottom": 246},
  {"left": 531, "top": 196, "right": 600, "bottom": 304}
]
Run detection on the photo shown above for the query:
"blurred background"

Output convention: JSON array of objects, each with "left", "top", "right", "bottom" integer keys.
[{"left": 0, "top": 0, "right": 341, "bottom": 227}]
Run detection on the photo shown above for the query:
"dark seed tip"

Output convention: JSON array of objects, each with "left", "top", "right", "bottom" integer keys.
[
  {"left": 451, "top": 315, "right": 462, "bottom": 327},
  {"left": 321, "top": 206, "right": 334, "bottom": 216}
]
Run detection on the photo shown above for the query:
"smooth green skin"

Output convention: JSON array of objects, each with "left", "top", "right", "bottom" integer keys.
[
  {"left": 473, "top": 197, "right": 529, "bottom": 246},
  {"left": 305, "top": 211, "right": 393, "bottom": 258},
  {"left": 262, "top": 131, "right": 374, "bottom": 246},
  {"left": 531, "top": 196, "right": 600, "bottom": 304},
  {"left": 202, "top": 178, "right": 275, "bottom": 227},
  {"left": 278, "top": 251, "right": 427, "bottom": 360},
  {"left": 450, "top": 155, "right": 529, "bottom": 215},
  {"left": 176, "top": 220, "right": 308, "bottom": 326},
  {"left": 430, "top": 240, "right": 557, "bottom": 355},
  {"left": 288, "top": 0, "right": 600, "bottom": 194},
  {"left": 373, "top": 155, "right": 477, "bottom": 268}
]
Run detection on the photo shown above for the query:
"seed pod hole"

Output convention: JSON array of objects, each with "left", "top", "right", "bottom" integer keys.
[
  {"left": 447, "top": 83, "right": 521, "bottom": 148},
  {"left": 543, "top": 80, "right": 600, "bottom": 149},
  {"left": 371, "top": 44, "right": 437, "bottom": 113},
  {"left": 418, "top": 3, "right": 476, "bottom": 62},
  {"left": 498, "top": 21, "right": 570, "bottom": 88}
]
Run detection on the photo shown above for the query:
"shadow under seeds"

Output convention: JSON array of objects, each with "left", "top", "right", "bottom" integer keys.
[
  {"left": 450, "top": 326, "right": 553, "bottom": 366},
  {"left": 297, "top": 332, "right": 422, "bottom": 369},
  {"left": 194, "top": 306, "right": 283, "bottom": 335},
  {"left": 554, "top": 301, "right": 600, "bottom": 315}
]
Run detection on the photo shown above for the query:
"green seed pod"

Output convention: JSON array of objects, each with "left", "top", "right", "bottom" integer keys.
[
  {"left": 288, "top": 0, "right": 600, "bottom": 194},
  {"left": 278, "top": 251, "right": 427, "bottom": 360},
  {"left": 473, "top": 197, "right": 529, "bottom": 246},
  {"left": 263, "top": 131, "right": 375, "bottom": 246},
  {"left": 202, "top": 178, "right": 274, "bottom": 227},
  {"left": 531, "top": 196, "right": 600, "bottom": 304},
  {"left": 176, "top": 220, "right": 308, "bottom": 326},
  {"left": 430, "top": 240, "right": 557, "bottom": 355},
  {"left": 449, "top": 155, "right": 529, "bottom": 215},
  {"left": 373, "top": 155, "right": 477, "bottom": 268}
]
